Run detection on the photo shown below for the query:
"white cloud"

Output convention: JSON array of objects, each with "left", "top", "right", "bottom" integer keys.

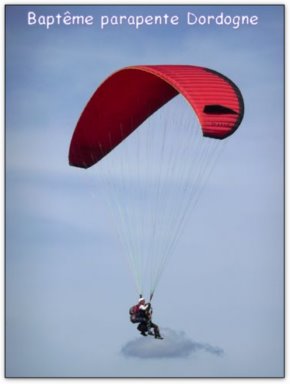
[{"left": 121, "top": 328, "right": 224, "bottom": 359}]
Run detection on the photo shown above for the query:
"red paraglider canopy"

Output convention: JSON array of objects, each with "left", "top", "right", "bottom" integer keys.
[{"left": 69, "top": 65, "right": 244, "bottom": 168}]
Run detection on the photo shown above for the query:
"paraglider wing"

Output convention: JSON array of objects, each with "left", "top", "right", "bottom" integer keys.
[{"left": 69, "top": 64, "right": 244, "bottom": 169}]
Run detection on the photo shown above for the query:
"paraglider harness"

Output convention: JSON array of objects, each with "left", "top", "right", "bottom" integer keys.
[
  {"left": 129, "top": 302, "right": 151, "bottom": 324},
  {"left": 129, "top": 304, "right": 141, "bottom": 323},
  {"left": 129, "top": 293, "right": 163, "bottom": 338},
  {"left": 129, "top": 300, "right": 163, "bottom": 338}
]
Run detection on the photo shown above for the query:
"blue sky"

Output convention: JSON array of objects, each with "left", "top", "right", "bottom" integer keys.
[{"left": 5, "top": 4, "right": 284, "bottom": 378}]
